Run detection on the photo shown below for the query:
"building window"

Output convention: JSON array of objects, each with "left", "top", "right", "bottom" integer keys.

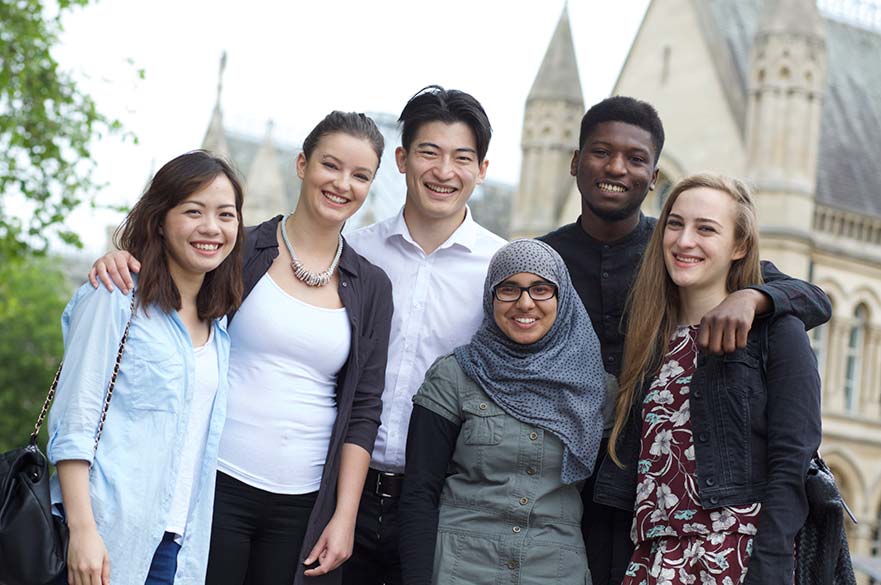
[
  {"left": 654, "top": 171, "right": 674, "bottom": 214},
  {"left": 810, "top": 322, "right": 829, "bottom": 383},
  {"left": 844, "top": 305, "right": 868, "bottom": 413}
]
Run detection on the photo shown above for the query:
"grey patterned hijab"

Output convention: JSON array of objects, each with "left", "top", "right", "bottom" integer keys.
[{"left": 454, "top": 239, "right": 605, "bottom": 484}]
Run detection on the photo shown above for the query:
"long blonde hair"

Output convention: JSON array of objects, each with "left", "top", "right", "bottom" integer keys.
[{"left": 608, "top": 173, "right": 764, "bottom": 466}]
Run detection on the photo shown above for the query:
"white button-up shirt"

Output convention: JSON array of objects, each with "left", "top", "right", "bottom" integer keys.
[{"left": 346, "top": 207, "right": 506, "bottom": 472}]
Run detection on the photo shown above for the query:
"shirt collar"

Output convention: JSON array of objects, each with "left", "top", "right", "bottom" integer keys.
[
  {"left": 258, "top": 215, "right": 359, "bottom": 278},
  {"left": 386, "top": 205, "right": 478, "bottom": 254}
]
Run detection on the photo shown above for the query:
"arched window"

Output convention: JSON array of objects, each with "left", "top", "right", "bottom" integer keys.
[
  {"left": 844, "top": 305, "right": 869, "bottom": 413},
  {"left": 654, "top": 171, "right": 674, "bottom": 214},
  {"left": 810, "top": 322, "right": 829, "bottom": 383}
]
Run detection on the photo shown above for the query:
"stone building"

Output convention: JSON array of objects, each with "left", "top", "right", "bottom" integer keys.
[{"left": 512, "top": 0, "right": 881, "bottom": 575}]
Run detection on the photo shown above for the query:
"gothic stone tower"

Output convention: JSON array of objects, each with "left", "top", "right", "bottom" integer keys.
[
  {"left": 511, "top": 5, "right": 584, "bottom": 239},
  {"left": 746, "top": 0, "right": 828, "bottom": 278}
]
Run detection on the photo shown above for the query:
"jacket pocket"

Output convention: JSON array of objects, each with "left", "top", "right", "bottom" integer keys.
[{"left": 461, "top": 401, "right": 506, "bottom": 446}]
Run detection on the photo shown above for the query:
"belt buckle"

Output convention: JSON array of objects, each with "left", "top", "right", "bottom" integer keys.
[{"left": 375, "top": 471, "right": 398, "bottom": 498}]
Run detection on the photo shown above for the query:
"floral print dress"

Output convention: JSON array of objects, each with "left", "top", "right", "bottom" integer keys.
[{"left": 622, "top": 325, "right": 761, "bottom": 585}]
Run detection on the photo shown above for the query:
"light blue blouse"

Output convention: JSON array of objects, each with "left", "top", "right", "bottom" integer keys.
[{"left": 47, "top": 283, "right": 229, "bottom": 585}]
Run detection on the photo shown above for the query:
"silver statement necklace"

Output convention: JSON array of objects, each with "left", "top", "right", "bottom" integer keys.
[{"left": 280, "top": 212, "right": 343, "bottom": 287}]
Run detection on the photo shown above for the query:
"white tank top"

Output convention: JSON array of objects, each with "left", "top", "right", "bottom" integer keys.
[
  {"left": 167, "top": 327, "right": 219, "bottom": 537},
  {"left": 218, "top": 273, "right": 350, "bottom": 494}
]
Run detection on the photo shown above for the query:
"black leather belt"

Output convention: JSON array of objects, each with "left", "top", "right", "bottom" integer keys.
[{"left": 366, "top": 467, "right": 404, "bottom": 498}]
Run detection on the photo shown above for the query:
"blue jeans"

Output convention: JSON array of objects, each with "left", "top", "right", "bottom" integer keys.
[
  {"left": 144, "top": 532, "right": 181, "bottom": 585},
  {"left": 54, "top": 531, "right": 180, "bottom": 585}
]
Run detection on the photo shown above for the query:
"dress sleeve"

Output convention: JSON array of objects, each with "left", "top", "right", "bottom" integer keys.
[
  {"left": 743, "top": 316, "right": 822, "bottom": 585},
  {"left": 753, "top": 260, "right": 831, "bottom": 330},
  {"left": 399, "top": 404, "right": 461, "bottom": 585},
  {"left": 47, "top": 284, "right": 133, "bottom": 465}
]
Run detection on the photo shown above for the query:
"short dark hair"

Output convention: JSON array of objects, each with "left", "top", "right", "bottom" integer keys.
[
  {"left": 578, "top": 96, "right": 665, "bottom": 163},
  {"left": 398, "top": 85, "right": 492, "bottom": 163},
  {"left": 302, "top": 111, "right": 384, "bottom": 168},
  {"left": 114, "top": 150, "right": 245, "bottom": 321}
]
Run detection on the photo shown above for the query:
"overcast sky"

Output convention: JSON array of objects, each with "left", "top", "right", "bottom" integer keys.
[{"left": 56, "top": 0, "right": 650, "bottom": 253}]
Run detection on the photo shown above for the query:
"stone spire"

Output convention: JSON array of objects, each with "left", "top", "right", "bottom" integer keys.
[
  {"left": 244, "top": 119, "right": 287, "bottom": 225},
  {"left": 202, "top": 51, "right": 230, "bottom": 157},
  {"left": 746, "top": 0, "right": 826, "bottom": 194},
  {"left": 527, "top": 2, "right": 583, "bottom": 106},
  {"left": 511, "top": 4, "right": 585, "bottom": 238},
  {"left": 759, "top": 0, "right": 826, "bottom": 37},
  {"left": 745, "top": 0, "right": 827, "bottom": 277}
]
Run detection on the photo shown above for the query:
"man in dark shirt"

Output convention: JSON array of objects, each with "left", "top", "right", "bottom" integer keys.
[{"left": 540, "top": 96, "right": 831, "bottom": 585}]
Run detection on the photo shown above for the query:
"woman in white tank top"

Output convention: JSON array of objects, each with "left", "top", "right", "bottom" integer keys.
[{"left": 89, "top": 112, "right": 393, "bottom": 585}]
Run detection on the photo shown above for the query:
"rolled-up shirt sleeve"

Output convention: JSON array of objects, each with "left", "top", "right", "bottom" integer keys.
[{"left": 47, "top": 284, "right": 132, "bottom": 465}]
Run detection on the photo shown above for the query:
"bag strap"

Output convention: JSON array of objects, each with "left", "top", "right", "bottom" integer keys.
[
  {"left": 29, "top": 292, "right": 137, "bottom": 451},
  {"left": 759, "top": 321, "right": 858, "bottom": 525}
]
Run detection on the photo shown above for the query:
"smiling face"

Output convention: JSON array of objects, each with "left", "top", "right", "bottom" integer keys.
[
  {"left": 296, "top": 131, "right": 379, "bottom": 228},
  {"left": 492, "top": 272, "right": 559, "bottom": 345},
  {"left": 572, "top": 120, "right": 659, "bottom": 224},
  {"left": 396, "top": 120, "right": 489, "bottom": 226},
  {"left": 662, "top": 187, "right": 746, "bottom": 295},
  {"left": 162, "top": 174, "right": 239, "bottom": 280}
]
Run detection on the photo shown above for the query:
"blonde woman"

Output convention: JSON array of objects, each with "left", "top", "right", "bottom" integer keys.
[{"left": 596, "top": 174, "right": 822, "bottom": 585}]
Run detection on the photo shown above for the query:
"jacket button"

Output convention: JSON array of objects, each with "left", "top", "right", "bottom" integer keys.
[
  {"left": 519, "top": 497, "right": 529, "bottom": 505},
  {"left": 512, "top": 526, "right": 521, "bottom": 534},
  {"left": 341, "top": 281, "right": 348, "bottom": 287},
  {"left": 529, "top": 432, "right": 538, "bottom": 441},
  {"left": 706, "top": 478, "right": 715, "bottom": 486},
  {"left": 710, "top": 496, "right": 719, "bottom": 505},
  {"left": 507, "top": 559, "right": 519, "bottom": 570},
  {"left": 698, "top": 433, "right": 708, "bottom": 442},
  {"left": 526, "top": 467, "right": 536, "bottom": 476},
  {"left": 693, "top": 390, "right": 702, "bottom": 399},
  {"left": 479, "top": 402, "right": 487, "bottom": 410}
]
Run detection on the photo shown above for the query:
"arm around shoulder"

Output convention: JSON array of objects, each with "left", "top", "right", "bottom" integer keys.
[{"left": 755, "top": 261, "right": 831, "bottom": 330}]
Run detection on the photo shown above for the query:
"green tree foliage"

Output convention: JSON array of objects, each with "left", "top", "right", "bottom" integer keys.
[
  {"left": 0, "top": 0, "right": 119, "bottom": 260},
  {"left": 0, "top": 256, "right": 69, "bottom": 451}
]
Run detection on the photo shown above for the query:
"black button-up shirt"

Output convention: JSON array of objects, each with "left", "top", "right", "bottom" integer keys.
[{"left": 541, "top": 215, "right": 656, "bottom": 377}]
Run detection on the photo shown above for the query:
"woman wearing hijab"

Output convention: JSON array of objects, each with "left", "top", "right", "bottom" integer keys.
[{"left": 398, "top": 238, "right": 607, "bottom": 585}]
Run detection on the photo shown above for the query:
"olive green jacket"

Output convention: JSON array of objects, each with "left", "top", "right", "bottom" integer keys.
[{"left": 413, "top": 356, "right": 590, "bottom": 585}]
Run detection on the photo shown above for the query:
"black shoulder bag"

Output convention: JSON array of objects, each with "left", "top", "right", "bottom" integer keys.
[
  {"left": 758, "top": 320, "right": 857, "bottom": 585},
  {"left": 0, "top": 294, "right": 135, "bottom": 585}
]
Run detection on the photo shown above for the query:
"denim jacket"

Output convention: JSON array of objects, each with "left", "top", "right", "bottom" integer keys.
[
  {"left": 48, "top": 282, "right": 230, "bottom": 585},
  {"left": 593, "top": 315, "right": 821, "bottom": 585}
]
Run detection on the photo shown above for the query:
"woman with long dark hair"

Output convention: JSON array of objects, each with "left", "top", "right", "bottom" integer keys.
[
  {"left": 49, "top": 151, "right": 245, "bottom": 584},
  {"left": 598, "top": 173, "right": 822, "bottom": 585}
]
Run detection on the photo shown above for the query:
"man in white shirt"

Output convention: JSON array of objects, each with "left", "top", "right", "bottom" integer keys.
[{"left": 342, "top": 85, "right": 506, "bottom": 585}]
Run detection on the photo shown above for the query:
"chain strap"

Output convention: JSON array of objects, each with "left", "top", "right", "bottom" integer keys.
[{"left": 29, "top": 293, "right": 137, "bottom": 450}]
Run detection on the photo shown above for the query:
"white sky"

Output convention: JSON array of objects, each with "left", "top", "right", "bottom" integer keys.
[{"left": 55, "top": 0, "right": 650, "bottom": 254}]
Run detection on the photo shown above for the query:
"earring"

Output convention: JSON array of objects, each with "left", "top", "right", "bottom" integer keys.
[{"left": 650, "top": 183, "right": 656, "bottom": 191}]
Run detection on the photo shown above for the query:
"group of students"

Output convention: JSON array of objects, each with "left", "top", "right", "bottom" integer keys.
[{"left": 45, "top": 86, "right": 832, "bottom": 585}]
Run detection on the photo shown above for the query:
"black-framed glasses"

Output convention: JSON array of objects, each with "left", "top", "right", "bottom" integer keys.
[{"left": 492, "top": 282, "right": 558, "bottom": 303}]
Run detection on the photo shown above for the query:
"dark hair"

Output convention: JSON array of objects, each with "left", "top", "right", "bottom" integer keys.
[
  {"left": 398, "top": 85, "right": 492, "bottom": 163},
  {"left": 578, "top": 96, "right": 665, "bottom": 163},
  {"left": 114, "top": 150, "right": 245, "bottom": 321},
  {"left": 301, "top": 111, "right": 384, "bottom": 167}
]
